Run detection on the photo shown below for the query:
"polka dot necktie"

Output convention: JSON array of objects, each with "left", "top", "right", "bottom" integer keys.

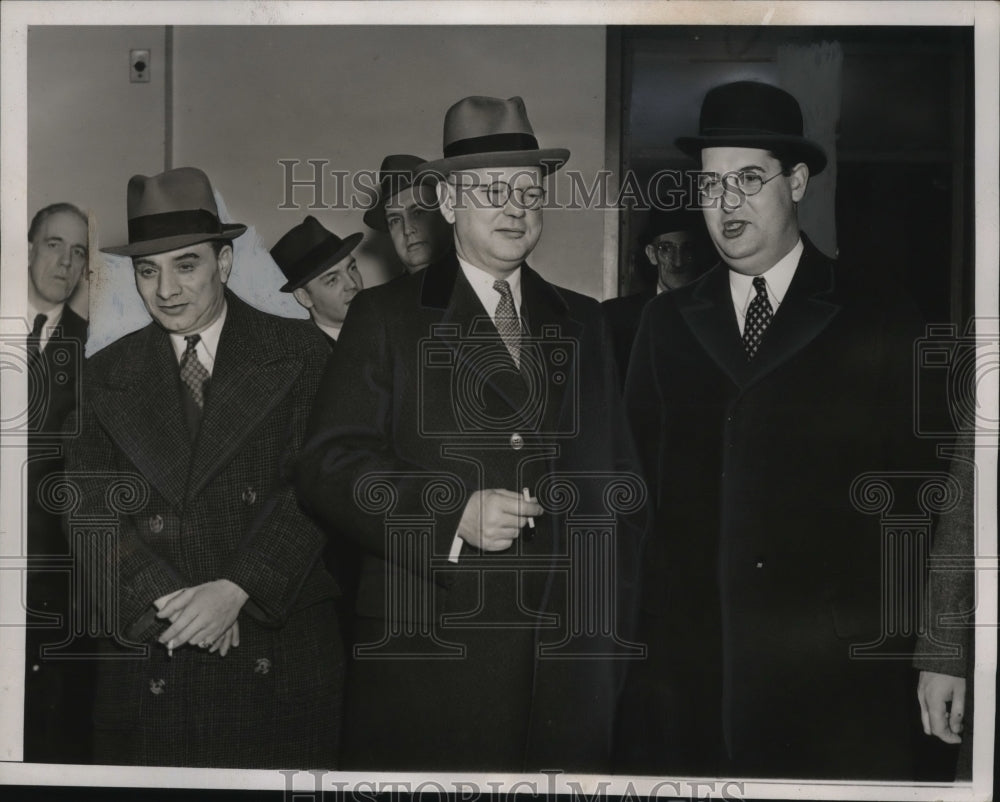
[
  {"left": 742, "top": 276, "right": 773, "bottom": 360},
  {"left": 493, "top": 279, "right": 521, "bottom": 367},
  {"left": 179, "top": 334, "right": 210, "bottom": 409}
]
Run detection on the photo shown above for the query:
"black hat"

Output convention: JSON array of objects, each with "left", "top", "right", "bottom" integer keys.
[
  {"left": 270, "top": 216, "right": 363, "bottom": 292},
  {"left": 363, "top": 154, "right": 429, "bottom": 232},
  {"left": 102, "top": 167, "right": 247, "bottom": 257},
  {"left": 676, "top": 81, "right": 827, "bottom": 175}
]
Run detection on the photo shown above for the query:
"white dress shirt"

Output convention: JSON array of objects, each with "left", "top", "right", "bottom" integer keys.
[
  {"left": 168, "top": 303, "right": 227, "bottom": 377},
  {"left": 729, "top": 238, "right": 803, "bottom": 335},
  {"left": 458, "top": 256, "right": 523, "bottom": 323},
  {"left": 316, "top": 322, "right": 342, "bottom": 342},
  {"left": 26, "top": 301, "right": 64, "bottom": 354}
]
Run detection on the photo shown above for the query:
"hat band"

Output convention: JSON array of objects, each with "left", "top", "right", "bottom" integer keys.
[
  {"left": 286, "top": 235, "right": 352, "bottom": 282},
  {"left": 701, "top": 126, "right": 802, "bottom": 137},
  {"left": 443, "top": 132, "right": 540, "bottom": 159},
  {"left": 128, "top": 209, "right": 224, "bottom": 243}
]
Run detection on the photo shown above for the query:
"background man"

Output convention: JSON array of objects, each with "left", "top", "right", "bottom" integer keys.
[
  {"left": 271, "top": 215, "right": 364, "bottom": 347},
  {"left": 617, "top": 80, "right": 934, "bottom": 779},
  {"left": 364, "top": 153, "right": 453, "bottom": 275},
  {"left": 65, "top": 167, "right": 343, "bottom": 768},
  {"left": 603, "top": 203, "right": 706, "bottom": 384},
  {"left": 296, "top": 96, "right": 642, "bottom": 773},
  {"left": 24, "top": 202, "right": 92, "bottom": 763}
]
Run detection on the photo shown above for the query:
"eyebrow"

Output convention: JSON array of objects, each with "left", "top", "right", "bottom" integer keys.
[{"left": 171, "top": 252, "right": 201, "bottom": 262}]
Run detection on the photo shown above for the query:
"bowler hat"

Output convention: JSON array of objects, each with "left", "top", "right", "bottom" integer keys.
[
  {"left": 676, "top": 81, "right": 827, "bottom": 175},
  {"left": 645, "top": 207, "right": 702, "bottom": 244},
  {"left": 363, "top": 154, "right": 429, "bottom": 232},
  {"left": 418, "top": 96, "right": 569, "bottom": 179},
  {"left": 270, "top": 216, "right": 363, "bottom": 292},
  {"left": 102, "top": 167, "right": 247, "bottom": 257}
]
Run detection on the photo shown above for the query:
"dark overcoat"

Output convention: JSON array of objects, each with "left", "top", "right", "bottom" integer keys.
[
  {"left": 63, "top": 292, "right": 343, "bottom": 768},
  {"left": 601, "top": 288, "right": 654, "bottom": 390},
  {"left": 617, "top": 238, "right": 936, "bottom": 779},
  {"left": 294, "top": 253, "right": 644, "bottom": 773}
]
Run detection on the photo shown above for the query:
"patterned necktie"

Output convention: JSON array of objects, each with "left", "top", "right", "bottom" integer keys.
[
  {"left": 742, "top": 276, "right": 773, "bottom": 360},
  {"left": 493, "top": 279, "right": 521, "bottom": 367},
  {"left": 179, "top": 334, "right": 210, "bottom": 409},
  {"left": 26, "top": 312, "right": 46, "bottom": 363}
]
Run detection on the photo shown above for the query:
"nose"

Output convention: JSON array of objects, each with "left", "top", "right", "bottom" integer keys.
[
  {"left": 156, "top": 269, "right": 180, "bottom": 300},
  {"left": 404, "top": 215, "right": 417, "bottom": 236},
  {"left": 57, "top": 245, "right": 72, "bottom": 267},
  {"left": 502, "top": 194, "right": 526, "bottom": 218}
]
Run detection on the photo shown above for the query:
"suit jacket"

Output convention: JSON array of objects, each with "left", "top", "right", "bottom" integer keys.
[
  {"left": 64, "top": 292, "right": 343, "bottom": 768},
  {"left": 617, "top": 237, "right": 935, "bottom": 779},
  {"left": 295, "top": 252, "right": 644, "bottom": 772},
  {"left": 601, "top": 287, "right": 654, "bottom": 389}
]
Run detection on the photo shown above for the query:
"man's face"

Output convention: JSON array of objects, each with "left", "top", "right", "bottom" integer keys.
[
  {"left": 132, "top": 242, "right": 231, "bottom": 335},
  {"left": 384, "top": 184, "right": 452, "bottom": 273},
  {"left": 292, "top": 254, "right": 363, "bottom": 328},
  {"left": 28, "top": 211, "right": 88, "bottom": 307},
  {"left": 645, "top": 230, "right": 696, "bottom": 290},
  {"left": 439, "top": 165, "right": 543, "bottom": 278},
  {"left": 700, "top": 147, "right": 807, "bottom": 276}
]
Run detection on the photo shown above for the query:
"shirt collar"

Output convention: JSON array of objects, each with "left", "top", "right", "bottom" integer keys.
[
  {"left": 27, "top": 300, "right": 64, "bottom": 332},
  {"left": 729, "top": 237, "right": 803, "bottom": 316},
  {"left": 169, "top": 301, "right": 228, "bottom": 366},
  {"left": 457, "top": 255, "right": 523, "bottom": 318},
  {"left": 316, "top": 322, "right": 342, "bottom": 342}
]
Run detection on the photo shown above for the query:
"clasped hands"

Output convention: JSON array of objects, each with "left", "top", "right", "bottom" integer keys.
[
  {"left": 457, "top": 489, "right": 543, "bottom": 551},
  {"left": 153, "top": 579, "right": 249, "bottom": 657}
]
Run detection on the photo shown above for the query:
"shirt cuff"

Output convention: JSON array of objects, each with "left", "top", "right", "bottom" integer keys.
[{"left": 448, "top": 533, "right": 463, "bottom": 564}]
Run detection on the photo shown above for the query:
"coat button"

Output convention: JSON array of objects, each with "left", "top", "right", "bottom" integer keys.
[
  {"left": 149, "top": 678, "right": 166, "bottom": 695},
  {"left": 755, "top": 559, "right": 765, "bottom": 569},
  {"left": 241, "top": 486, "right": 257, "bottom": 505},
  {"left": 254, "top": 657, "right": 271, "bottom": 675},
  {"left": 509, "top": 433, "right": 524, "bottom": 451},
  {"left": 148, "top": 514, "right": 164, "bottom": 534}
]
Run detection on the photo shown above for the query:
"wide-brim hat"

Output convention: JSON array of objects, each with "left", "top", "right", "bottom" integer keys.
[
  {"left": 102, "top": 166, "right": 247, "bottom": 257},
  {"left": 417, "top": 95, "right": 569, "bottom": 180},
  {"left": 363, "top": 154, "right": 430, "bottom": 232},
  {"left": 271, "top": 215, "right": 363, "bottom": 292},
  {"left": 676, "top": 81, "right": 827, "bottom": 175}
]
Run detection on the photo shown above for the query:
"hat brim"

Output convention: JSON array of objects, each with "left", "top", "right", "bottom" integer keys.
[
  {"left": 101, "top": 223, "right": 248, "bottom": 257},
  {"left": 675, "top": 135, "right": 827, "bottom": 175},
  {"left": 416, "top": 148, "right": 570, "bottom": 183},
  {"left": 279, "top": 231, "right": 364, "bottom": 292}
]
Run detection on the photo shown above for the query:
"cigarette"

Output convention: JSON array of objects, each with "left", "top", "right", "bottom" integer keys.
[
  {"left": 522, "top": 487, "right": 535, "bottom": 529},
  {"left": 167, "top": 640, "right": 174, "bottom": 658}
]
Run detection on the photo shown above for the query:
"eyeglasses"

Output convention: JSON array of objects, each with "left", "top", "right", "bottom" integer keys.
[
  {"left": 699, "top": 170, "right": 784, "bottom": 200},
  {"left": 654, "top": 241, "right": 695, "bottom": 258},
  {"left": 461, "top": 181, "right": 547, "bottom": 210}
]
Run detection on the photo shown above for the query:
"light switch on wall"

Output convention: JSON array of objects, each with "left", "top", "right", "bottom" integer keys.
[{"left": 130, "top": 49, "right": 150, "bottom": 83}]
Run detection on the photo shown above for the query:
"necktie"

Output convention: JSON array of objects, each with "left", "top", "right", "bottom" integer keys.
[
  {"left": 493, "top": 279, "right": 521, "bottom": 367},
  {"left": 742, "top": 276, "right": 773, "bottom": 360},
  {"left": 26, "top": 313, "right": 46, "bottom": 362},
  {"left": 179, "top": 335, "right": 210, "bottom": 409}
]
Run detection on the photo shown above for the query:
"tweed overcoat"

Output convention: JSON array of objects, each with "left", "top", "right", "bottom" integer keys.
[
  {"left": 616, "top": 238, "right": 937, "bottom": 779},
  {"left": 63, "top": 292, "right": 343, "bottom": 768},
  {"left": 295, "top": 253, "right": 645, "bottom": 773}
]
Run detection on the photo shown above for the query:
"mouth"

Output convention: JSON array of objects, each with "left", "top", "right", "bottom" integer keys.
[
  {"left": 406, "top": 241, "right": 427, "bottom": 251},
  {"left": 721, "top": 220, "right": 748, "bottom": 239},
  {"left": 158, "top": 303, "right": 188, "bottom": 315},
  {"left": 495, "top": 228, "right": 525, "bottom": 238}
]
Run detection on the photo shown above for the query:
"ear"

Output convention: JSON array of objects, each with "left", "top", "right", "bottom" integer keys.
[
  {"left": 644, "top": 244, "right": 658, "bottom": 266},
  {"left": 437, "top": 179, "right": 457, "bottom": 225},
  {"left": 217, "top": 243, "right": 234, "bottom": 283},
  {"left": 292, "top": 286, "right": 314, "bottom": 310},
  {"left": 788, "top": 162, "right": 810, "bottom": 203}
]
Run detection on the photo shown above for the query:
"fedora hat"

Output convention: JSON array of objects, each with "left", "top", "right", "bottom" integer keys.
[
  {"left": 363, "top": 154, "right": 430, "bottom": 232},
  {"left": 417, "top": 95, "right": 569, "bottom": 179},
  {"left": 676, "top": 81, "right": 827, "bottom": 175},
  {"left": 102, "top": 166, "right": 247, "bottom": 257},
  {"left": 645, "top": 206, "right": 702, "bottom": 244},
  {"left": 270, "top": 215, "right": 363, "bottom": 292}
]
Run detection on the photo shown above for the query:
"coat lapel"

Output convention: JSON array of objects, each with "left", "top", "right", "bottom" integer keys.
[
  {"left": 90, "top": 325, "right": 191, "bottom": 510},
  {"left": 676, "top": 238, "right": 842, "bottom": 390},
  {"left": 186, "top": 293, "right": 304, "bottom": 499}
]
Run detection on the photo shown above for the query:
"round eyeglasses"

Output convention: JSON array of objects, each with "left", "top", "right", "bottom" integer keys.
[
  {"left": 699, "top": 170, "right": 784, "bottom": 200},
  {"left": 464, "top": 181, "right": 546, "bottom": 210}
]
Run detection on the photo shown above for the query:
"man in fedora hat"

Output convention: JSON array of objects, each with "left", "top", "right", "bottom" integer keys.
[
  {"left": 295, "top": 96, "right": 643, "bottom": 773},
  {"left": 364, "top": 154, "right": 452, "bottom": 275},
  {"left": 617, "top": 80, "right": 934, "bottom": 779},
  {"left": 64, "top": 167, "right": 344, "bottom": 768},
  {"left": 602, "top": 200, "right": 708, "bottom": 384},
  {"left": 271, "top": 215, "right": 365, "bottom": 347}
]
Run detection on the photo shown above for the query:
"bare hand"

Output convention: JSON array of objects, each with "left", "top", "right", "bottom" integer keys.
[
  {"left": 209, "top": 620, "right": 240, "bottom": 657},
  {"left": 917, "top": 670, "right": 966, "bottom": 743},
  {"left": 457, "top": 489, "right": 543, "bottom": 551},
  {"left": 155, "top": 579, "right": 249, "bottom": 651}
]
